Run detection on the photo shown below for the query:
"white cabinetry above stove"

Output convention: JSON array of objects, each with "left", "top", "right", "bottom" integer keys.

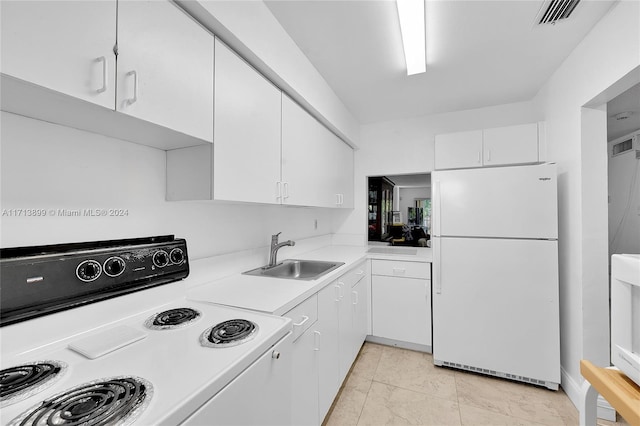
[
  {"left": 0, "top": 0, "right": 214, "bottom": 150},
  {"left": 434, "top": 123, "right": 543, "bottom": 170}
]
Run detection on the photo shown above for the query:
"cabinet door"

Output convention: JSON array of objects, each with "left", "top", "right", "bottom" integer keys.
[
  {"left": 329, "top": 134, "right": 354, "bottom": 208},
  {"left": 483, "top": 123, "right": 539, "bottom": 166},
  {"left": 213, "top": 39, "right": 282, "bottom": 204},
  {"left": 316, "top": 282, "right": 341, "bottom": 423},
  {"left": 351, "top": 278, "right": 368, "bottom": 355},
  {"left": 434, "top": 130, "right": 483, "bottom": 170},
  {"left": 182, "top": 334, "right": 292, "bottom": 426},
  {"left": 291, "top": 327, "right": 320, "bottom": 426},
  {"left": 0, "top": 0, "right": 116, "bottom": 109},
  {"left": 116, "top": 0, "right": 214, "bottom": 142},
  {"left": 337, "top": 279, "right": 354, "bottom": 378},
  {"left": 282, "top": 95, "right": 335, "bottom": 207},
  {"left": 372, "top": 275, "right": 431, "bottom": 346}
]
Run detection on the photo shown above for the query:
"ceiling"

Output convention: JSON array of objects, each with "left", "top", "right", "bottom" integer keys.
[
  {"left": 384, "top": 173, "right": 431, "bottom": 187},
  {"left": 265, "top": 0, "right": 617, "bottom": 125}
]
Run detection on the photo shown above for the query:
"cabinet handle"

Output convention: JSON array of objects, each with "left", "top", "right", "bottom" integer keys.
[
  {"left": 352, "top": 290, "right": 358, "bottom": 305},
  {"left": 355, "top": 270, "right": 364, "bottom": 276},
  {"left": 340, "top": 194, "right": 344, "bottom": 205},
  {"left": 126, "top": 70, "right": 138, "bottom": 105},
  {"left": 314, "top": 331, "right": 321, "bottom": 351},
  {"left": 293, "top": 315, "right": 309, "bottom": 327},
  {"left": 283, "top": 182, "right": 289, "bottom": 199},
  {"left": 392, "top": 268, "right": 406, "bottom": 276},
  {"left": 338, "top": 282, "right": 344, "bottom": 299},
  {"left": 272, "top": 351, "right": 281, "bottom": 359},
  {"left": 334, "top": 284, "right": 340, "bottom": 302},
  {"left": 276, "top": 181, "right": 282, "bottom": 201},
  {"left": 477, "top": 151, "right": 481, "bottom": 163},
  {"left": 487, "top": 149, "right": 492, "bottom": 162},
  {"left": 95, "top": 56, "right": 107, "bottom": 94}
]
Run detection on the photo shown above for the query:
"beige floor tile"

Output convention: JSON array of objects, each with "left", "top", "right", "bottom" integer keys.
[
  {"left": 373, "top": 346, "right": 458, "bottom": 401},
  {"left": 352, "top": 343, "right": 384, "bottom": 380},
  {"left": 357, "top": 381, "right": 461, "bottom": 426},
  {"left": 454, "top": 372, "right": 567, "bottom": 425},
  {"left": 325, "top": 372, "right": 372, "bottom": 426},
  {"left": 459, "top": 404, "right": 548, "bottom": 425}
]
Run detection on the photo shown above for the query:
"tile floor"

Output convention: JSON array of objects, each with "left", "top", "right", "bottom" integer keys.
[{"left": 323, "top": 343, "right": 630, "bottom": 426}]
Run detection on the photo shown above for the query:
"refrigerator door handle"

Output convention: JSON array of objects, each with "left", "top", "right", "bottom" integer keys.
[
  {"left": 434, "top": 180, "right": 441, "bottom": 236},
  {"left": 435, "top": 238, "right": 442, "bottom": 294}
]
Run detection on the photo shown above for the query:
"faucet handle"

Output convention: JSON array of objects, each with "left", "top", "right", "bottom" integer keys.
[{"left": 271, "top": 232, "right": 282, "bottom": 243}]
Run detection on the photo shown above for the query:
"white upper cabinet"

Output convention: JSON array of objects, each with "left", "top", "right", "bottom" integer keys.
[
  {"left": 116, "top": 0, "right": 214, "bottom": 142},
  {"left": 483, "top": 123, "right": 539, "bottom": 166},
  {"left": 282, "top": 95, "right": 354, "bottom": 208},
  {"left": 434, "top": 130, "right": 483, "bottom": 170},
  {"left": 1, "top": 0, "right": 213, "bottom": 149},
  {"left": 212, "top": 38, "right": 282, "bottom": 205},
  {"left": 435, "top": 123, "right": 541, "bottom": 170},
  {"left": 0, "top": 0, "right": 117, "bottom": 109}
]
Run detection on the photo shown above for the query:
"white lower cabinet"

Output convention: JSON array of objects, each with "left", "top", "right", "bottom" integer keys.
[
  {"left": 286, "top": 294, "right": 319, "bottom": 426},
  {"left": 182, "top": 333, "right": 292, "bottom": 425},
  {"left": 316, "top": 282, "right": 341, "bottom": 422},
  {"left": 316, "top": 260, "right": 368, "bottom": 423},
  {"left": 285, "top": 261, "right": 369, "bottom": 425},
  {"left": 371, "top": 260, "right": 432, "bottom": 348}
]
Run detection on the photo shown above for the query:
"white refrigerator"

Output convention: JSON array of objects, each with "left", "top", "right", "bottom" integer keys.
[{"left": 432, "top": 163, "right": 560, "bottom": 390}]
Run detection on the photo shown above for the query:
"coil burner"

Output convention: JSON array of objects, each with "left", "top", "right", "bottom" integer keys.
[
  {"left": 0, "top": 361, "right": 67, "bottom": 408},
  {"left": 144, "top": 308, "right": 201, "bottom": 330},
  {"left": 200, "top": 319, "right": 259, "bottom": 348},
  {"left": 9, "top": 376, "right": 152, "bottom": 426}
]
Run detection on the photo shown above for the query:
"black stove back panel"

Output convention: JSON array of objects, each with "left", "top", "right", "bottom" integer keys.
[{"left": 0, "top": 236, "right": 189, "bottom": 326}]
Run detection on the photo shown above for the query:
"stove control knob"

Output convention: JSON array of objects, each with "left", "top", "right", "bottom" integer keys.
[
  {"left": 77, "top": 260, "right": 102, "bottom": 282},
  {"left": 169, "top": 248, "right": 185, "bottom": 265},
  {"left": 272, "top": 351, "right": 281, "bottom": 359},
  {"left": 104, "top": 256, "right": 126, "bottom": 277},
  {"left": 153, "top": 250, "right": 169, "bottom": 268}
]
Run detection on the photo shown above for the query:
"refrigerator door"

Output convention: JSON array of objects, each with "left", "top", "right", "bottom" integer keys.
[
  {"left": 432, "top": 236, "right": 560, "bottom": 385},
  {"left": 432, "top": 164, "right": 558, "bottom": 239}
]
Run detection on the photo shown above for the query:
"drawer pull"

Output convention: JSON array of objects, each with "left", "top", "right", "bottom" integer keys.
[
  {"left": 352, "top": 291, "right": 358, "bottom": 305},
  {"left": 392, "top": 268, "right": 406, "bottom": 276},
  {"left": 293, "top": 315, "right": 309, "bottom": 327}
]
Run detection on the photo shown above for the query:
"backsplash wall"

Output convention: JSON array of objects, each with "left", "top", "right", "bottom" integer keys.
[{"left": 0, "top": 112, "right": 337, "bottom": 259}]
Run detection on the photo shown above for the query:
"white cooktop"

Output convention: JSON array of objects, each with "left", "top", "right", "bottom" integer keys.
[{"left": 0, "top": 298, "right": 291, "bottom": 425}]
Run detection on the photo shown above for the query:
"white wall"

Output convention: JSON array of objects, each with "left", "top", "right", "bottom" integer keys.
[
  {"left": 531, "top": 0, "right": 640, "bottom": 406},
  {"left": 0, "top": 112, "right": 339, "bottom": 260},
  {"left": 335, "top": 100, "right": 540, "bottom": 240}
]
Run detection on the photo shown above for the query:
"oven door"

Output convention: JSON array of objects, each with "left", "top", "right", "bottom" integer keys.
[{"left": 181, "top": 332, "right": 293, "bottom": 425}]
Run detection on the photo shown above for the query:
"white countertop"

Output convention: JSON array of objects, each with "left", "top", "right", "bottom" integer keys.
[{"left": 186, "top": 245, "right": 432, "bottom": 316}]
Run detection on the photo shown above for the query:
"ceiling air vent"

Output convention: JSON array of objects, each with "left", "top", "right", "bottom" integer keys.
[{"left": 537, "top": 0, "right": 581, "bottom": 25}]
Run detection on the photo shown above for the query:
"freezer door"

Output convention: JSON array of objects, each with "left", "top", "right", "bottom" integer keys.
[
  {"left": 432, "top": 237, "right": 560, "bottom": 384},
  {"left": 432, "top": 164, "right": 558, "bottom": 239}
]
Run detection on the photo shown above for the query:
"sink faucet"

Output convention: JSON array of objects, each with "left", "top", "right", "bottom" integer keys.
[{"left": 268, "top": 232, "right": 295, "bottom": 268}]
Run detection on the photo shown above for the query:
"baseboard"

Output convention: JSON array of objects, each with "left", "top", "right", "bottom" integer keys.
[
  {"left": 560, "top": 366, "right": 616, "bottom": 422},
  {"left": 365, "top": 335, "right": 432, "bottom": 353}
]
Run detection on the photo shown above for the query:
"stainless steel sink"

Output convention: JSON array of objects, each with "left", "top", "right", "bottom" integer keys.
[{"left": 243, "top": 259, "right": 345, "bottom": 281}]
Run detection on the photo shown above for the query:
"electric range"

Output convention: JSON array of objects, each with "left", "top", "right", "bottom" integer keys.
[{"left": 0, "top": 236, "right": 292, "bottom": 425}]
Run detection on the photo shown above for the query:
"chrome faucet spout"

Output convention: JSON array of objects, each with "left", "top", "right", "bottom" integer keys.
[{"left": 268, "top": 233, "right": 295, "bottom": 267}]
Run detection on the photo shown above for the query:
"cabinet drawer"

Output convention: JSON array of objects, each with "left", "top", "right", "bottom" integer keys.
[
  {"left": 337, "top": 260, "right": 367, "bottom": 288},
  {"left": 284, "top": 294, "right": 318, "bottom": 341},
  {"left": 371, "top": 260, "right": 430, "bottom": 279}
]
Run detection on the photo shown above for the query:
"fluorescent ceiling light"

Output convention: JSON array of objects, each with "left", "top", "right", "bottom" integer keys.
[{"left": 396, "top": 0, "right": 426, "bottom": 75}]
